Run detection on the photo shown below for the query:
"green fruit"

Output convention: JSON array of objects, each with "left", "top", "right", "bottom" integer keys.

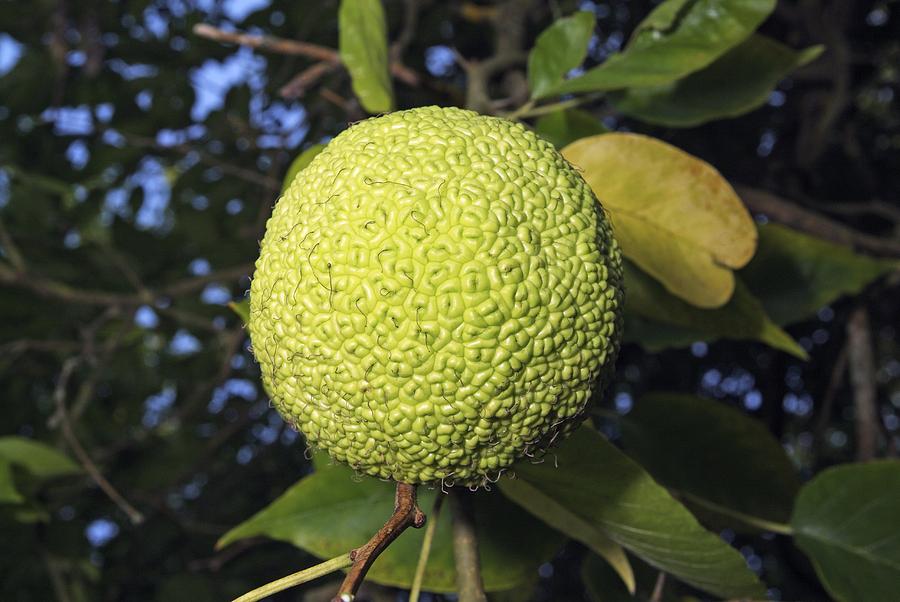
[{"left": 249, "top": 106, "right": 623, "bottom": 486}]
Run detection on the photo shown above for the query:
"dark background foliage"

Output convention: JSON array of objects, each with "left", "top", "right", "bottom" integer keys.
[{"left": 0, "top": 1, "right": 897, "bottom": 601}]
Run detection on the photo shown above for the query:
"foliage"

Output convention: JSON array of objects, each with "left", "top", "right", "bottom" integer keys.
[{"left": 1, "top": 1, "right": 898, "bottom": 601}]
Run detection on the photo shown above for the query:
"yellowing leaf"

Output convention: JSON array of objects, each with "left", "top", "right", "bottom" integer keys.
[{"left": 563, "top": 133, "right": 756, "bottom": 308}]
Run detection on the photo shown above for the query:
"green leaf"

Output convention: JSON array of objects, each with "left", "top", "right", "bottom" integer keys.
[
  {"left": 563, "top": 133, "right": 757, "bottom": 308},
  {"left": 534, "top": 109, "right": 608, "bottom": 150},
  {"left": 499, "top": 427, "right": 765, "bottom": 599},
  {"left": 582, "top": 552, "right": 679, "bottom": 602},
  {"left": 339, "top": 0, "right": 394, "bottom": 113},
  {"left": 282, "top": 144, "right": 326, "bottom": 192},
  {"left": 0, "top": 461, "right": 24, "bottom": 504},
  {"left": 548, "top": 0, "right": 776, "bottom": 96},
  {"left": 528, "top": 11, "right": 595, "bottom": 99},
  {"left": 741, "top": 223, "right": 899, "bottom": 326},
  {"left": 227, "top": 299, "right": 250, "bottom": 325},
  {"left": 218, "top": 461, "right": 563, "bottom": 592},
  {"left": 0, "top": 437, "right": 81, "bottom": 480},
  {"left": 623, "top": 259, "right": 807, "bottom": 358},
  {"left": 501, "top": 442, "right": 638, "bottom": 594},
  {"left": 612, "top": 35, "right": 823, "bottom": 127},
  {"left": 791, "top": 461, "right": 900, "bottom": 602},
  {"left": 620, "top": 394, "right": 800, "bottom": 531},
  {"left": 0, "top": 438, "right": 80, "bottom": 510}
]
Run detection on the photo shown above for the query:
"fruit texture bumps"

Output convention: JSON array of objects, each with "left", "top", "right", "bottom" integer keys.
[{"left": 249, "top": 106, "right": 623, "bottom": 486}]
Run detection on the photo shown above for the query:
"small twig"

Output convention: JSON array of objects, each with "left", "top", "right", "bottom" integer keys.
[
  {"left": 847, "top": 306, "right": 878, "bottom": 460},
  {"left": 450, "top": 490, "right": 487, "bottom": 602},
  {"left": 188, "top": 537, "right": 265, "bottom": 572},
  {"left": 320, "top": 88, "right": 358, "bottom": 115},
  {"left": 649, "top": 571, "right": 666, "bottom": 602},
  {"left": 279, "top": 61, "right": 340, "bottom": 99},
  {"left": 0, "top": 339, "right": 81, "bottom": 357},
  {"left": 410, "top": 493, "right": 446, "bottom": 602},
  {"left": 0, "top": 258, "right": 250, "bottom": 308},
  {"left": 193, "top": 23, "right": 419, "bottom": 86},
  {"left": 818, "top": 199, "right": 900, "bottom": 223},
  {"left": 42, "top": 549, "right": 74, "bottom": 602},
  {"left": 120, "top": 130, "right": 280, "bottom": 190},
  {"left": 391, "top": 0, "right": 422, "bottom": 61},
  {"left": 53, "top": 358, "right": 145, "bottom": 525},
  {"left": 736, "top": 185, "right": 900, "bottom": 257},
  {"left": 459, "top": 0, "right": 532, "bottom": 113},
  {"left": 813, "top": 343, "right": 849, "bottom": 450},
  {"left": 505, "top": 93, "right": 605, "bottom": 121},
  {"left": 0, "top": 217, "right": 26, "bottom": 271},
  {"left": 233, "top": 554, "right": 354, "bottom": 602},
  {"left": 194, "top": 23, "right": 337, "bottom": 61},
  {"left": 332, "top": 482, "right": 426, "bottom": 601}
]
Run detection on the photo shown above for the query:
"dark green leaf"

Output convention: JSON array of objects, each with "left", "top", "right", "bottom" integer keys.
[
  {"left": 528, "top": 12, "right": 596, "bottom": 99},
  {"left": 228, "top": 299, "right": 250, "bottom": 325},
  {"left": 741, "top": 223, "right": 899, "bottom": 326},
  {"left": 282, "top": 144, "right": 326, "bottom": 192},
  {"left": 791, "top": 461, "right": 900, "bottom": 602},
  {"left": 218, "top": 461, "right": 563, "bottom": 592},
  {"left": 612, "top": 35, "right": 823, "bottom": 127},
  {"left": 503, "top": 440, "right": 637, "bottom": 593},
  {"left": 500, "top": 427, "right": 765, "bottom": 599},
  {"left": 549, "top": 0, "right": 776, "bottom": 96},
  {"left": 0, "top": 462, "right": 23, "bottom": 504},
  {"left": 582, "top": 552, "right": 679, "bottom": 602},
  {"left": 534, "top": 109, "right": 608, "bottom": 149},
  {"left": 0, "top": 438, "right": 81, "bottom": 512},
  {"left": 623, "top": 259, "right": 807, "bottom": 358},
  {"left": 0, "top": 437, "right": 81, "bottom": 480},
  {"left": 621, "top": 394, "right": 800, "bottom": 531},
  {"left": 339, "top": 0, "right": 394, "bottom": 113}
]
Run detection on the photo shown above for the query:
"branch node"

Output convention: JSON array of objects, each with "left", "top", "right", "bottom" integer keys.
[{"left": 330, "top": 482, "right": 425, "bottom": 602}]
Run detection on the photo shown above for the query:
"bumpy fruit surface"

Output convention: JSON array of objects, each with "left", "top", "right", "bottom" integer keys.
[{"left": 249, "top": 106, "right": 623, "bottom": 486}]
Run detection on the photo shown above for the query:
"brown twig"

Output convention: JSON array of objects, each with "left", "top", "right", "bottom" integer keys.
[
  {"left": 53, "top": 358, "right": 145, "bottom": 525},
  {"left": 194, "top": 23, "right": 338, "bottom": 61},
  {"left": 847, "top": 306, "right": 878, "bottom": 461},
  {"left": 795, "top": 0, "right": 852, "bottom": 169},
  {"left": 121, "top": 130, "right": 280, "bottom": 189},
  {"left": 0, "top": 217, "right": 26, "bottom": 271},
  {"left": 458, "top": 0, "right": 531, "bottom": 113},
  {"left": 736, "top": 185, "right": 900, "bottom": 257},
  {"left": 649, "top": 572, "right": 667, "bottom": 602},
  {"left": 331, "top": 482, "right": 426, "bottom": 602},
  {"left": 817, "top": 199, "right": 900, "bottom": 223},
  {"left": 450, "top": 490, "right": 487, "bottom": 602},
  {"left": 192, "top": 23, "right": 419, "bottom": 87},
  {"left": 813, "top": 343, "right": 848, "bottom": 449},
  {"left": 279, "top": 61, "right": 340, "bottom": 99},
  {"left": 0, "top": 261, "right": 251, "bottom": 308}
]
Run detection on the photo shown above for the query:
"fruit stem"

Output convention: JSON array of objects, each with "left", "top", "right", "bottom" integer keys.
[
  {"left": 450, "top": 490, "right": 487, "bottom": 602},
  {"left": 231, "top": 553, "right": 353, "bottom": 602},
  {"left": 409, "top": 493, "right": 446, "bottom": 602},
  {"left": 331, "top": 482, "right": 426, "bottom": 602}
]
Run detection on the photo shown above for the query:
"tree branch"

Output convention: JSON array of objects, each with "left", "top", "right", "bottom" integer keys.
[
  {"left": 459, "top": 0, "right": 532, "bottom": 113},
  {"left": 0, "top": 217, "right": 26, "bottom": 271},
  {"left": 331, "top": 482, "right": 426, "bottom": 601},
  {"left": 53, "top": 358, "right": 145, "bottom": 525},
  {"left": 192, "top": 23, "right": 420, "bottom": 87},
  {"left": 736, "top": 185, "right": 900, "bottom": 257},
  {"left": 847, "top": 306, "right": 878, "bottom": 461},
  {"left": 450, "top": 490, "right": 487, "bottom": 602},
  {"left": 0, "top": 261, "right": 252, "bottom": 308}
]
